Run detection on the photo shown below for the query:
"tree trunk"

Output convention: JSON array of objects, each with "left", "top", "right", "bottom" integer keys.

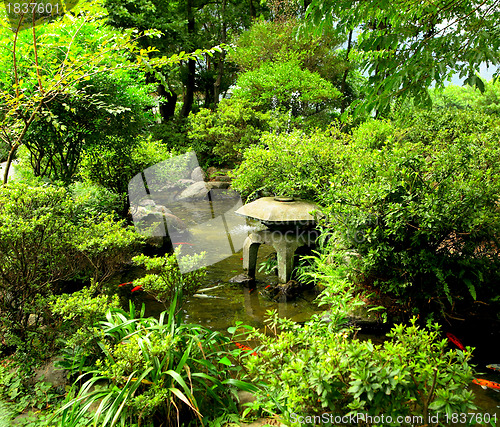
[
  {"left": 340, "top": 29, "right": 353, "bottom": 114},
  {"left": 249, "top": 0, "right": 256, "bottom": 19},
  {"left": 181, "top": 58, "right": 196, "bottom": 117},
  {"left": 2, "top": 147, "right": 16, "bottom": 185},
  {"left": 158, "top": 84, "right": 178, "bottom": 120},
  {"left": 213, "top": 0, "right": 227, "bottom": 106},
  {"left": 181, "top": 0, "right": 196, "bottom": 117}
]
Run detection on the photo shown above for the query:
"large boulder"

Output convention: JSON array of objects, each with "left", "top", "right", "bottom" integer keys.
[
  {"left": 191, "top": 166, "right": 206, "bottom": 182},
  {"left": 131, "top": 204, "right": 187, "bottom": 249},
  {"left": 175, "top": 181, "right": 232, "bottom": 201},
  {"left": 176, "top": 181, "right": 211, "bottom": 201}
]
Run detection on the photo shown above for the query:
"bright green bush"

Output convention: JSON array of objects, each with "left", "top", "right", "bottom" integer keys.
[
  {"left": 231, "top": 127, "right": 350, "bottom": 201},
  {"left": 351, "top": 118, "right": 402, "bottom": 150},
  {"left": 321, "top": 110, "right": 500, "bottom": 310},
  {"left": 0, "top": 183, "right": 142, "bottom": 359},
  {"left": 188, "top": 98, "right": 270, "bottom": 165},
  {"left": 232, "top": 60, "right": 340, "bottom": 117},
  {"left": 69, "top": 182, "right": 122, "bottom": 220},
  {"left": 78, "top": 136, "right": 175, "bottom": 198},
  {"left": 240, "top": 314, "right": 476, "bottom": 425},
  {"left": 131, "top": 250, "right": 206, "bottom": 310},
  {"left": 229, "top": 18, "right": 361, "bottom": 110},
  {"left": 432, "top": 80, "right": 500, "bottom": 116}
]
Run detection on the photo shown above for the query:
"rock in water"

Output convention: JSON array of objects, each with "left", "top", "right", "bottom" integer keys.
[
  {"left": 229, "top": 273, "right": 255, "bottom": 288},
  {"left": 264, "top": 280, "right": 309, "bottom": 302}
]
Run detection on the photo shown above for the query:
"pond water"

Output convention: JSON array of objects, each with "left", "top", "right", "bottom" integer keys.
[{"left": 118, "top": 196, "right": 500, "bottom": 420}]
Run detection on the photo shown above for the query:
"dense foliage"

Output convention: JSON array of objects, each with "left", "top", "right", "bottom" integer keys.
[
  {"left": 55, "top": 301, "right": 251, "bottom": 426},
  {"left": 240, "top": 314, "right": 476, "bottom": 425},
  {"left": 0, "top": 184, "right": 142, "bottom": 360},
  {"left": 22, "top": 72, "right": 154, "bottom": 182},
  {"left": 231, "top": 128, "right": 348, "bottom": 200},
  {"left": 233, "top": 106, "right": 500, "bottom": 313},
  {"left": 303, "top": 0, "right": 500, "bottom": 115},
  {"left": 1, "top": 0, "right": 499, "bottom": 422},
  {"left": 233, "top": 248, "right": 477, "bottom": 425}
]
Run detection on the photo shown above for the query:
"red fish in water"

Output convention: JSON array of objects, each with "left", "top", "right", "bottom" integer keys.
[
  {"left": 118, "top": 282, "right": 133, "bottom": 287},
  {"left": 131, "top": 285, "right": 143, "bottom": 292},
  {"left": 487, "top": 364, "right": 500, "bottom": 372},
  {"left": 234, "top": 341, "right": 257, "bottom": 356},
  {"left": 173, "top": 242, "right": 194, "bottom": 246},
  {"left": 472, "top": 378, "right": 500, "bottom": 391},
  {"left": 446, "top": 332, "right": 465, "bottom": 351}
]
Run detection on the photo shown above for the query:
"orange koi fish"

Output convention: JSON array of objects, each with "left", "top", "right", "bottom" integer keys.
[
  {"left": 446, "top": 332, "right": 465, "bottom": 351},
  {"left": 486, "top": 364, "right": 500, "bottom": 372},
  {"left": 234, "top": 341, "right": 257, "bottom": 356},
  {"left": 131, "top": 285, "right": 143, "bottom": 292},
  {"left": 118, "top": 282, "right": 133, "bottom": 287},
  {"left": 472, "top": 378, "right": 500, "bottom": 391},
  {"left": 173, "top": 242, "right": 194, "bottom": 246}
]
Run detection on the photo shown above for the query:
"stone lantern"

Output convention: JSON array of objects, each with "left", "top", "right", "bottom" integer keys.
[{"left": 235, "top": 197, "right": 322, "bottom": 283}]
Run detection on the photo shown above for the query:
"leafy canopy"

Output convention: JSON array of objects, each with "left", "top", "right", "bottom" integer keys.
[{"left": 302, "top": 0, "right": 500, "bottom": 115}]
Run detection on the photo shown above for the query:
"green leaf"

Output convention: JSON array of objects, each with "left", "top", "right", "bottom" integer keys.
[{"left": 218, "top": 356, "right": 232, "bottom": 366}]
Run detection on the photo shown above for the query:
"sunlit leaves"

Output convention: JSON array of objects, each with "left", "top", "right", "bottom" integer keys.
[{"left": 302, "top": 0, "right": 500, "bottom": 116}]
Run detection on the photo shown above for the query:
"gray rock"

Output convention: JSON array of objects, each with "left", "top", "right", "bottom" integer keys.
[
  {"left": 191, "top": 166, "right": 206, "bottom": 182},
  {"left": 208, "top": 181, "right": 230, "bottom": 189},
  {"left": 164, "top": 212, "right": 188, "bottom": 233},
  {"left": 237, "top": 390, "right": 256, "bottom": 407},
  {"left": 229, "top": 273, "right": 254, "bottom": 287},
  {"left": 33, "top": 357, "right": 67, "bottom": 388},
  {"left": 178, "top": 178, "right": 196, "bottom": 186},
  {"left": 206, "top": 166, "right": 217, "bottom": 178},
  {"left": 139, "top": 199, "right": 156, "bottom": 207},
  {"left": 176, "top": 181, "right": 211, "bottom": 201},
  {"left": 155, "top": 205, "right": 173, "bottom": 215}
]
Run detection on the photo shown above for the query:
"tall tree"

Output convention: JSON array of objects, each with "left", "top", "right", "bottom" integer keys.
[
  {"left": 103, "top": 0, "right": 265, "bottom": 119},
  {"left": 303, "top": 0, "right": 500, "bottom": 115},
  {"left": 0, "top": 2, "right": 214, "bottom": 183}
]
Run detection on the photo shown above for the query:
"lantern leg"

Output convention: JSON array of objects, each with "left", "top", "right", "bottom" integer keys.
[{"left": 243, "top": 234, "right": 261, "bottom": 279}]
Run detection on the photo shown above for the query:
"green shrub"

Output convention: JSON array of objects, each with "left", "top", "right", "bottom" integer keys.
[
  {"left": 78, "top": 136, "right": 176, "bottom": 198},
  {"left": 321, "top": 110, "right": 500, "bottom": 311},
  {"left": 188, "top": 98, "right": 270, "bottom": 165},
  {"left": 232, "top": 127, "right": 350, "bottom": 201},
  {"left": 69, "top": 182, "right": 122, "bottom": 221},
  {"left": 232, "top": 60, "right": 340, "bottom": 117},
  {"left": 56, "top": 301, "right": 255, "bottom": 426},
  {"left": 432, "top": 80, "right": 500, "bottom": 116},
  {"left": 240, "top": 314, "right": 475, "bottom": 425},
  {"left": 351, "top": 118, "right": 402, "bottom": 150},
  {"left": 0, "top": 183, "right": 142, "bottom": 359},
  {"left": 131, "top": 250, "right": 206, "bottom": 310}
]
